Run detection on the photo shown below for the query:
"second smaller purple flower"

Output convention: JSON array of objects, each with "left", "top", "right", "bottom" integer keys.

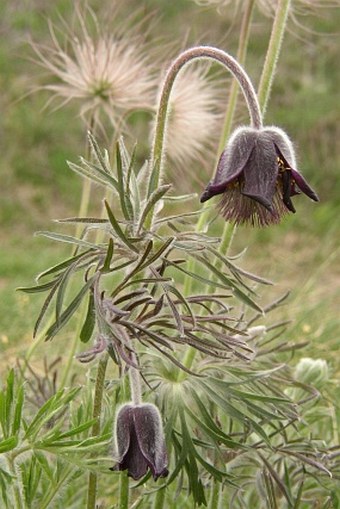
[{"left": 111, "top": 403, "right": 169, "bottom": 481}]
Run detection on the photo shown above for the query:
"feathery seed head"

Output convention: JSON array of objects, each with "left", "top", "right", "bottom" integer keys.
[
  {"left": 190, "top": 0, "right": 340, "bottom": 18},
  {"left": 33, "top": 12, "right": 156, "bottom": 127}
]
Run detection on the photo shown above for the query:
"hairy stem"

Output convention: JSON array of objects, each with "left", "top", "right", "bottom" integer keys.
[
  {"left": 217, "top": 0, "right": 256, "bottom": 153},
  {"left": 183, "top": 0, "right": 255, "bottom": 299},
  {"left": 145, "top": 46, "right": 262, "bottom": 230},
  {"left": 7, "top": 456, "right": 23, "bottom": 509},
  {"left": 217, "top": 0, "right": 292, "bottom": 269},
  {"left": 119, "top": 471, "right": 129, "bottom": 509},
  {"left": 153, "top": 487, "right": 166, "bottom": 509},
  {"left": 86, "top": 353, "right": 109, "bottom": 509},
  {"left": 257, "top": 0, "right": 292, "bottom": 115},
  {"left": 129, "top": 364, "right": 142, "bottom": 406},
  {"left": 208, "top": 478, "right": 221, "bottom": 509},
  {"left": 182, "top": 0, "right": 291, "bottom": 377}
]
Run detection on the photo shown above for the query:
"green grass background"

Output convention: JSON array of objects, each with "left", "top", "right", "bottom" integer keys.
[{"left": 0, "top": 0, "right": 339, "bottom": 400}]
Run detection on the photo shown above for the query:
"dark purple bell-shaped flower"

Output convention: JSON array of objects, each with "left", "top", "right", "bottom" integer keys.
[
  {"left": 111, "top": 403, "right": 169, "bottom": 481},
  {"left": 200, "top": 126, "right": 319, "bottom": 226}
]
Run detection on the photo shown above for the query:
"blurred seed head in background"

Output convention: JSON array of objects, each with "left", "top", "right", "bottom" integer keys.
[
  {"left": 32, "top": 8, "right": 156, "bottom": 129},
  {"left": 190, "top": 0, "right": 340, "bottom": 21},
  {"left": 153, "top": 64, "right": 226, "bottom": 188}
]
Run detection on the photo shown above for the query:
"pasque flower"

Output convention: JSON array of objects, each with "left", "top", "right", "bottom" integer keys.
[
  {"left": 200, "top": 126, "right": 319, "bottom": 226},
  {"left": 111, "top": 403, "right": 169, "bottom": 480}
]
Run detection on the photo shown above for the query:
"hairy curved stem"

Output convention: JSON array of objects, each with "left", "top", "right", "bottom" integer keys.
[
  {"left": 183, "top": 1, "right": 256, "bottom": 299},
  {"left": 146, "top": 46, "right": 262, "bottom": 230},
  {"left": 181, "top": 0, "right": 292, "bottom": 377},
  {"left": 217, "top": 0, "right": 292, "bottom": 268}
]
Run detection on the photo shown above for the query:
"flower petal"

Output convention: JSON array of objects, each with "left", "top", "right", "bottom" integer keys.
[
  {"left": 200, "top": 127, "right": 257, "bottom": 202},
  {"left": 115, "top": 404, "right": 133, "bottom": 460},
  {"left": 133, "top": 404, "right": 169, "bottom": 480},
  {"left": 112, "top": 404, "right": 149, "bottom": 480},
  {"left": 291, "top": 169, "right": 319, "bottom": 202},
  {"left": 118, "top": 427, "right": 149, "bottom": 480},
  {"left": 241, "top": 136, "right": 279, "bottom": 210},
  {"left": 281, "top": 170, "right": 296, "bottom": 213},
  {"left": 264, "top": 126, "right": 297, "bottom": 168}
]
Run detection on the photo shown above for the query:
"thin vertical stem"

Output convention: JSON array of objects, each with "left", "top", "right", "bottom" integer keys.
[
  {"left": 208, "top": 478, "right": 220, "bottom": 509},
  {"left": 119, "top": 471, "right": 129, "bottom": 509},
  {"left": 7, "top": 456, "right": 23, "bottom": 509},
  {"left": 153, "top": 487, "right": 166, "bottom": 509},
  {"left": 59, "top": 120, "right": 98, "bottom": 387},
  {"left": 124, "top": 333, "right": 142, "bottom": 405},
  {"left": 129, "top": 366, "right": 142, "bottom": 405},
  {"left": 76, "top": 117, "right": 96, "bottom": 237},
  {"left": 218, "top": 0, "right": 292, "bottom": 267},
  {"left": 218, "top": 0, "right": 256, "bottom": 153},
  {"left": 181, "top": 0, "right": 292, "bottom": 377},
  {"left": 257, "top": 0, "right": 292, "bottom": 116},
  {"left": 86, "top": 353, "right": 109, "bottom": 509}
]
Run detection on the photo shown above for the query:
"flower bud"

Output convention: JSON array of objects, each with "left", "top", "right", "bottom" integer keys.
[
  {"left": 111, "top": 403, "right": 169, "bottom": 481},
  {"left": 294, "top": 357, "right": 329, "bottom": 389}
]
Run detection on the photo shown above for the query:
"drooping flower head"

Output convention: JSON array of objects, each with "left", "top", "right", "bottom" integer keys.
[
  {"left": 32, "top": 10, "right": 156, "bottom": 127},
  {"left": 111, "top": 403, "right": 169, "bottom": 481},
  {"left": 200, "top": 126, "right": 319, "bottom": 226}
]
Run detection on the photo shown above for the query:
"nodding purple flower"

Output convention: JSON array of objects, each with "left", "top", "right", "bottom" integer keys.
[
  {"left": 111, "top": 403, "right": 169, "bottom": 481},
  {"left": 200, "top": 126, "right": 319, "bottom": 226}
]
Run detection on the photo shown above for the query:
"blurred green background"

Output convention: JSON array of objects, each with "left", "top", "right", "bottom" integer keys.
[{"left": 0, "top": 0, "right": 339, "bottom": 386}]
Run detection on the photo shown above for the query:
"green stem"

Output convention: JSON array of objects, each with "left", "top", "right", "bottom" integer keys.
[
  {"left": 257, "top": 0, "right": 292, "bottom": 116},
  {"left": 183, "top": 1, "right": 255, "bottom": 308},
  {"left": 145, "top": 45, "right": 262, "bottom": 231},
  {"left": 76, "top": 118, "right": 95, "bottom": 236},
  {"left": 119, "top": 471, "right": 129, "bottom": 509},
  {"left": 153, "top": 487, "right": 166, "bottom": 509},
  {"left": 39, "top": 465, "right": 75, "bottom": 509},
  {"left": 216, "top": 221, "right": 237, "bottom": 267},
  {"left": 7, "top": 456, "right": 23, "bottom": 509},
  {"left": 182, "top": 0, "right": 291, "bottom": 376},
  {"left": 59, "top": 304, "right": 88, "bottom": 388},
  {"left": 217, "top": 0, "right": 292, "bottom": 271},
  {"left": 217, "top": 0, "right": 256, "bottom": 153},
  {"left": 178, "top": 345, "right": 197, "bottom": 379},
  {"left": 208, "top": 478, "right": 220, "bottom": 509},
  {"left": 86, "top": 353, "right": 109, "bottom": 509}
]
